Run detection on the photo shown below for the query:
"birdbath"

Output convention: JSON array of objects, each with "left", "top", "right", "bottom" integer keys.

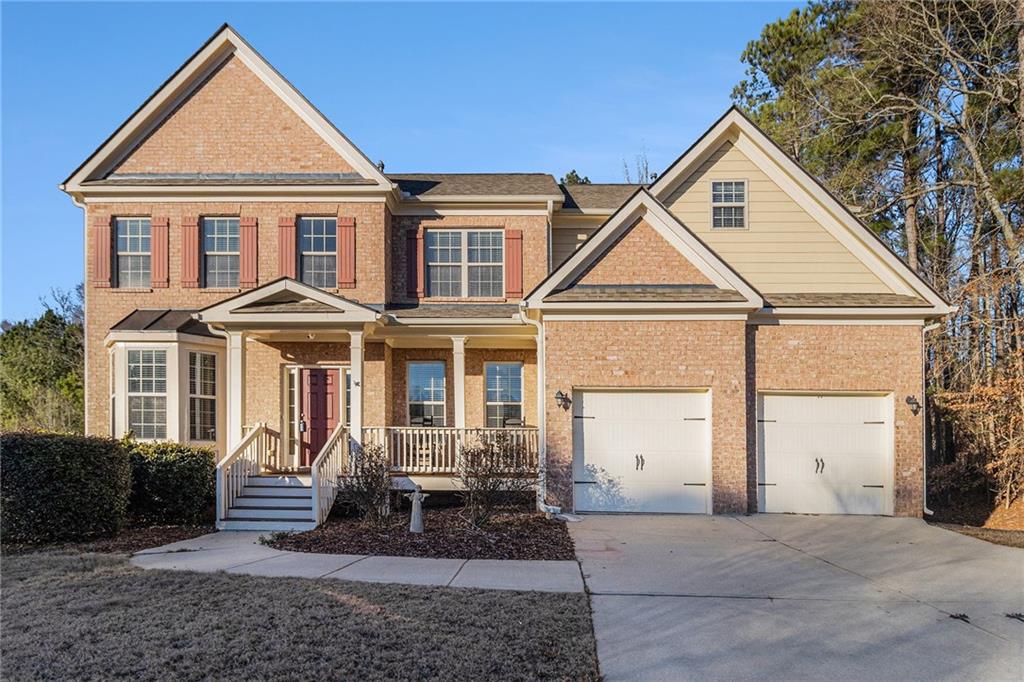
[{"left": 404, "top": 484, "right": 429, "bottom": 533}]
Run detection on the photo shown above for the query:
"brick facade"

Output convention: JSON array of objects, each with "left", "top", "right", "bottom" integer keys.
[{"left": 577, "top": 218, "right": 713, "bottom": 286}]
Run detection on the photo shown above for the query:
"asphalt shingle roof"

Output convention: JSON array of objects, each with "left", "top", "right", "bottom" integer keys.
[
  {"left": 559, "top": 184, "right": 642, "bottom": 211},
  {"left": 544, "top": 284, "right": 747, "bottom": 303},
  {"left": 384, "top": 303, "right": 521, "bottom": 319},
  {"left": 111, "top": 309, "right": 217, "bottom": 337},
  {"left": 763, "top": 293, "right": 929, "bottom": 308},
  {"left": 389, "top": 173, "right": 562, "bottom": 198}
]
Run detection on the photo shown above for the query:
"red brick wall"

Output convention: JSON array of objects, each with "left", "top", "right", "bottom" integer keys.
[
  {"left": 544, "top": 319, "right": 748, "bottom": 513},
  {"left": 577, "top": 218, "right": 713, "bottom": 286},
  {"left": 114, "top": 55, "right": 354, "bottom": 175},
  {"left": 748, "top": 324, "right": 924, "bottom": 517}
]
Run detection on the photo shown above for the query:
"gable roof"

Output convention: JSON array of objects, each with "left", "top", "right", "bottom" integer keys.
[
  {"left": 648, "top": 107, "right": 951, "bottom": 314},
  {"left": 61, "top": 24, "right": 392, "bottom": 193},
  {"left": 196, "top": 277, "right": 380, "bottom": 326},
  {"left": 526, "top": 189, "right": 763, "bottom": 310},
  {"left": 389, "top": 173, "right": 562, "bottom": 200}
]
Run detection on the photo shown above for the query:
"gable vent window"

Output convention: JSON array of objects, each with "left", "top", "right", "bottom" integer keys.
[
  {"left": 426, "top": 229, "right": 504, "bottom": 297},
  {"left": 299, "top": 217, "right": 337, "bottom": 288},
  {"left": 116, "top": 217, "right": 151, "bottom": 287},
  {"left": 711, "top": 180, "right": 747, "bottom": 229},
  {"left": 203, "top": 218, "right": 240, "bottom": 288}
]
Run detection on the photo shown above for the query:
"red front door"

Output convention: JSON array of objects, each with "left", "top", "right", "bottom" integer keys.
[{"left": 300, "top": 368, "right": 339, "bottom": 466}]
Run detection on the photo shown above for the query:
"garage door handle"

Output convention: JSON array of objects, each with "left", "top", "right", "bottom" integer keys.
[
  {"left": 821, "top": 458, "right": 825, "bottom": 474},
  {"left": 683, "top": 483, "right": 706, "bottom": 486},
  {"left": 814, "top": 458, "right": 821, "bottom": 474},
  {"left": 862, "top": 484, "right": 884, "bottom": 488},
  {"left": 640, "top": 454, "right": 645, "bottom": 471},
  {"left": 635, "top": 455, "right": 640, "bottom": 471}
]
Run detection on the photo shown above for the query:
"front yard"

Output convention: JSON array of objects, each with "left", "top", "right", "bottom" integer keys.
[{"left": 2, "top": 551, "right": 599, "bottom": 681}]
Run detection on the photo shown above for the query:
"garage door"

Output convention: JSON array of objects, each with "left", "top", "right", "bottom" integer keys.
[
  {"left": 573, "top": 390, "right": 709, "bottom": 513},
  {"left": 757, "top": 394, "right": 892, "bottom": 515}
]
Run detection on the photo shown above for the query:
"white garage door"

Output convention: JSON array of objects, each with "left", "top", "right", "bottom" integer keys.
[
  {"left": 757, "top": 394, "right": 892, "bottom": 515},
  {"left": 573, "top": 390, "right": 710, "bottom": 513}
]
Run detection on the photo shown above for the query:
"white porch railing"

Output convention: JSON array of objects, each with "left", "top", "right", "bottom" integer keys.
[
  {"left": 215, "top": 422, "right": 280, "bottom": 522},
  {"left": 310, "top": 423, "right": 349, "bottom": 524},
  {"left": 360, "top": 427, "right": 539, "bottom": 475}
]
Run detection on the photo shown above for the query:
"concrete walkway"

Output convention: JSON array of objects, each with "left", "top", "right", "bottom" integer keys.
[{"left": 130, "top": 531, "right": 584, "bottom": 593}]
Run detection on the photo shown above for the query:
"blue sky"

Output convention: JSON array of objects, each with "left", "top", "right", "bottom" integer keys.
[{"left": 1, "top": 1, "right": 798, "bottom": 321}]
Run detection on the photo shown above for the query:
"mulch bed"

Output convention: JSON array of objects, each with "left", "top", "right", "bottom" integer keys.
[
  {"left": 2, "top": 525, "right": 214, "bottom": 556},
  {"left": 270, "top": 507, "right": 576, "bottom": 561},
  {"left": 928, "top": 496, "right": 1024, "bottom": 548}
]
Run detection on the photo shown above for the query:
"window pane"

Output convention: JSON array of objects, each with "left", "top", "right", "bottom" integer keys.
[
  {"left": 204, "top": 254, "right": 239, "bottom": 288},
  {"left": 298, "top": 218, "right": 338, "bottom": 287},
  {"left": 426, "top": 231, "right": 462, "bottom": 264},
  {"left": 129, "top": 396, "right": 166, "bottom": 439},
  {"left": 712, "top": 206, "right": 745, "bottom": 228},
  {"left": 189, "top": 397, "right": 216, "bottom": 441},
  {"left": 300, "top": 254, "right": 337, "bottom": 288},
  {"left": 468, "top": 265, "right": 503, "bottom": 297},
  {"left": 428, "top": 265, "right": 461, "bottom": 297},
  {"left": 117, "top": 255, "right": 151, "bottom": 288},
  {"left": 486, "top": 363, "right": 522, "bottom": 403},
  {"left": 486, "top": 403, "right": 522, "bottom": 428},
  {"left": 408, "top": 362, "right": 445, "bottom": 402},
  {"left": 468, "top": 231, "right": 503, "bottom": 263},
  {"left": 129, "top": 350, "right": 166, "bottom": 394}
]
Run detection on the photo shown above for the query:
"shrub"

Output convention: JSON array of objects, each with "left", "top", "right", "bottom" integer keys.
[
  {"left": 456, "top": 433, "right": 536, "bottom": 528},
  {"left": 126, "top": 441, "right": 216, "bottom": 525},
  {"left": 1, "top": 433, "right": 130, "bottom": 543},
  {"left": 338, "top": 444, "right": 392, "bottom": 528}
]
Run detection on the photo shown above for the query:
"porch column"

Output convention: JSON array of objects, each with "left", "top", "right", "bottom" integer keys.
[
  {"left": 226, "top": 331, "right": 247, "bottom": 449},
  {"left": 349, "top": 330, "right": 364, "bottom": 445},
  {"left": 452, "top": 336, "right": 466, "bottom": 428}
]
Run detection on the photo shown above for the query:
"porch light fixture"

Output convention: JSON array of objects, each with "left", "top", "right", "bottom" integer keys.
[
  {"left": 905, "top": 395, "right": 922, "bottom": 416},
  {"left": 554, "top": 390, "right": 571, "bottom": 410}
]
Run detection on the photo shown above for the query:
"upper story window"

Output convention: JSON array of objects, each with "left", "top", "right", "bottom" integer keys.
[
  {"left": 426, "top": 229, "right": 504, "bottom": 297},
  {"left": 486, "top": 362, "right": 523, "bottom": 427},
  {"left": 711, "top": 180, "right": 747, "bottom": 229},
  {"left": 408, "top": 361, "right": 446, "bottom": 426},
  {"left": 299, "top": 217, "right": 337, "bottom": 288},
  {"left": 203, "top": 218, "right": 240, "bottom": 288},
  {"left": 128, "top": 349, "right": 166, "bottom": 439},
  {"left": 116, "top": 217, "right": 151, "bottom": 288}
]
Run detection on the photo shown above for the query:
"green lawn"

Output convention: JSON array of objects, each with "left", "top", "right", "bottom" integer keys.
[{"left": 2, "top": 552, "right": 599, "bottom": 681}]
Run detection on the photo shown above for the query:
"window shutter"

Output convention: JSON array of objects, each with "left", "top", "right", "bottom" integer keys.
[
  {"left": 151, "top": 217, "right": 169, "bottom": 288},
  {"left": 239, "top": 217, "right": 259, "bottom": 288},
  {"left": 90, "top": 215, "right": 112, "bottom": 288},
  {"left": 406, "top": 227, "right": 426, "bottom": 297},
  {"left": 181, "top": 216, "right": 200, "bottom": 288},
  {"left": 504, "top": 229, "right": 523, "bottom": 298},
  {"left": 337, "top": 216, "right": 356, "bottom": 289},
  {"left": 278, "top": 216, "right": 296, "bottom": 279}
]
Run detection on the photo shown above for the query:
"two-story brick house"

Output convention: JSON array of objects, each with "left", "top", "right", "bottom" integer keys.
[{"left": 62, "top": 25, "right": 950, "bottom": 530}]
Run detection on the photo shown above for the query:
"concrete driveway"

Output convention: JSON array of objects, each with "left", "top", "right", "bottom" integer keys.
[{"left": 570, "top": 515, "right": 1023, "bottom": 681}]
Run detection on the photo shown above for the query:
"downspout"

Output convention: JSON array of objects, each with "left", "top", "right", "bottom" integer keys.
[
  {"left": 921, "top": 321, "right": 942, "bottom": 516},
  {"left": 519, "top": 303, "right": 561, "bottom": 515}
]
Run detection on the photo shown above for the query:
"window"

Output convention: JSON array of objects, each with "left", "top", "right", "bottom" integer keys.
[
  {"left": 188, "top": 352, "right": 216, "bottom": 441},
  {"left": 299, "top": 217, "right": 337, "bottom": 287},
  {"left": 711, "top": 180, "right": 747, "bottom": 228},
  {"left": 485, "top": 362, "right": 523, "bottom": 427},
  {"left": 408, "top": 361, "right": 446, "bottom": 426},
  {"left": 128, "top": 349, "right": 166, "bottom": 439},
  {"left": 203, "top": 218, "right": 239, "bottom": 287},
  {"left": 426, "top": 230, "right": 504, "bottom": 297},
  {"left": 116, "top": 217, "right": 151, "bottom": 287}
]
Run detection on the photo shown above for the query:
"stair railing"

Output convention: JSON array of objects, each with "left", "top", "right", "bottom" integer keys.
[
  {"left": 310, "top": 423, "right": 349, "bottom": 525},
  {"left": 215, "top": 422, "right": 268, "bottom": 525}
]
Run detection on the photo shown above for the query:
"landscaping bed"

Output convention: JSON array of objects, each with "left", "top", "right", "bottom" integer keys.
[
  {"left": 2, "top": 525, "right": 213, "bottom": 556},
  {"left": 1, "top": 551, "right": 599, "bottom": 681},
  {"left": 928, "top": 496, "right": 1024, "bottom": 548},
  {"left": 270, "top": 507, "right": 576, "bottom": 561}
]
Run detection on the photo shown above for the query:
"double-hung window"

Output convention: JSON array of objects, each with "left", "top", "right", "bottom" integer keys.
[
  {"left": 128, "top": 349, "right": 166, "bottom": 439},
  {"left": 116, "top": 217, "right": 151, "bottom": 287},
  {"left": 188, "top": 352, "right": 216, "bottom": 441},
  {"left": 711, "top": 180, "right": 747, "bottom": 228},
  {"left": 203, "top": 217, "right": 240, "bottom": 287},
  {"left": 299, "top": 217, "right": 337, "bottom": 287},
  {"left": 408, "top": 361, "right": 446, "bottom": 426},
  {"left": 426, "top": 230, "right": 504, "bottom": 297},
  {"left": 485, "top": 362, "right": 523, "bottom": 427}
]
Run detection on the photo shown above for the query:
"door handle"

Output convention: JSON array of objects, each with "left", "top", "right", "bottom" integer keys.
[
  {"left": 635, "top": 455, "right": 640, "bottom": 471},
  {"left": 640, "top": 454, "right": 645, "bottom": 471},
  {"left": 814, "top": 458, "right": 821, "bottom": 474},
  {"left": 820, "top": 458, "right": 825, "bottom": 474},
  {"left": 299, "top": 420, "right": 308, "bottom": 433}
]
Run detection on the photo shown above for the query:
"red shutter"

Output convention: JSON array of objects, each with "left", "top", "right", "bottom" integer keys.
[
  {"left": 505, "top": 229, "right": 523, "bottom": 299},
  {"left": 337, "top": 216, "right": 356, "bottom": 289},
  {"left": 239, "top": 217, "right": 259, "bottom": 288},
  {"left": 278, "top": 216, "right": 296, "bottom": 279},
  {"left": 91, "top": 216, "right": 112, "bottom": 288},
  {"left": 181, "top": 216, "right": 200, "bottom": 288},
  {"left": 151, "top": 217, "right": 169, "bottom": 288}
]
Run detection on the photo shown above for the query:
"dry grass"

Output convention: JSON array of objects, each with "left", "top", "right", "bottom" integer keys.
[
  {"left": 1, "top": 552, "right": 599, "bottom": 681},
  {"left": 928, "top": 522, "right": 1024, "bottom": 549}
]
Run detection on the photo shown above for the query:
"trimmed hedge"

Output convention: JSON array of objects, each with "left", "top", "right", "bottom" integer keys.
[
  {"left": 127, "top": 441, "right": 216, "bottom": 525},
  {"left": 1, "top": 433, "right": 131, "bottom": 543}
]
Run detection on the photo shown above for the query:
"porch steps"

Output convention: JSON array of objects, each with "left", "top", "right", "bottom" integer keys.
[{"left": 220, "top": 474, "right": 318, "bottom": 532}]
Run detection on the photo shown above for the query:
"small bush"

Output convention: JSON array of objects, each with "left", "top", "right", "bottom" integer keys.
[
  {"left": 338, "top": 444, "right": 392, "bottom": 528},
  {"left": 456, "top": 434, "right": 536, "bottom": 528},
  {"left": 1, "top": 433, "right": 130, "bottom": 543},
  {"left": 127, "top": 441, "right": 216, "bottom": 525}
]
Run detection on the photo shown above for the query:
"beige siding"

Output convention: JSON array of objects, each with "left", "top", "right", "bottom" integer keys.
[
  {"left": 664, "top": 140, "right": 893, "bottom": 294},
  {"left": 551, "top": 217, "right": 603, "bottom": 269}
]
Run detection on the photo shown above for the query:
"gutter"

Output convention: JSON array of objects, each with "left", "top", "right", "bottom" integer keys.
[
  {"left": 518, "top": 305, "right": 561, "bottom": 515},
  {"left": 921, "top": 321, "right": 942, "bottom": 516}
]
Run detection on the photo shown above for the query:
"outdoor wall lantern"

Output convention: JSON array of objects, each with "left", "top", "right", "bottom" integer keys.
[
  {"left": 555, "top": 390, "right": 572, "bottom": 410},
  {"left": 905, "top": 395, "right": 922, "bottom": 416}
]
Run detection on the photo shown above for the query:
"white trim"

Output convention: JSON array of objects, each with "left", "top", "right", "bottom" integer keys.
[
  {"left": 709, "top": 178, "right": 748, "bottom": 230},
  {"left": 196, "top": 278, "right": 380, "bottom": 325},
  {"left": 525, "top": 189, "right": 762, "bottom": 309},
  {"left": 62, "top": 25, "right": 391, "bottom": 192},
  {"left": 452, "top": 336, "right": 466, "bottom": 428},
  {"left": 750, "top": 317, "right": 926, "bottom": 327},
  {"left": 82, "top": 192, "right": 391, "bottom": 203},
  {"left": 105, "top": 330, "right": 225, "bottom": 347},
  {"left": 541, "top": 313, "right": 750, "bottom": 322}
]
